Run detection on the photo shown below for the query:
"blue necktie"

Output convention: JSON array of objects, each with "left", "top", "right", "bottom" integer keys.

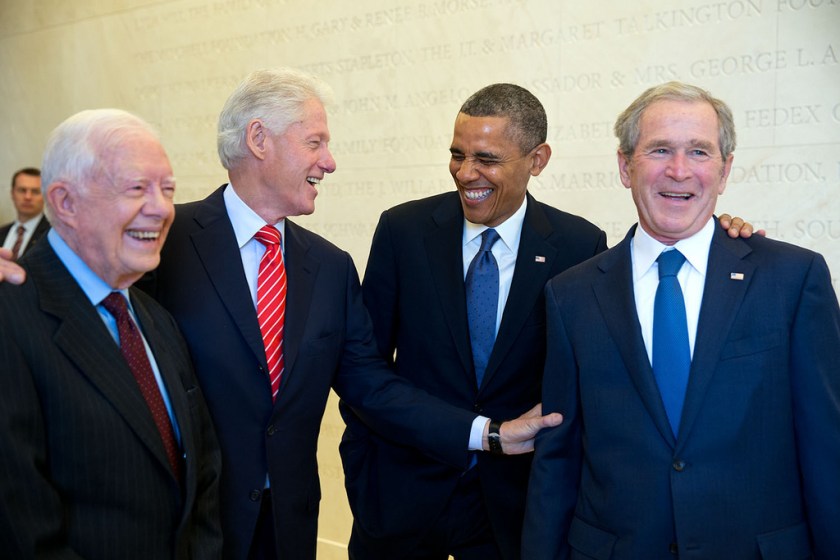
[
  {"left": 652, "top": 249, "right": 690, "bottom": 436},
  {"left": 466, "top": 229, "right": 500, "bottom": 388}
]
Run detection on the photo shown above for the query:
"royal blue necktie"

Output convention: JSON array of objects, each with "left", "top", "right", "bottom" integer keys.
[
  {"left": 466, "top": 229, "right": 500, "bottom": 388},
  {"left": 652, "top": 249, "right": 690, "bottom": 436}
]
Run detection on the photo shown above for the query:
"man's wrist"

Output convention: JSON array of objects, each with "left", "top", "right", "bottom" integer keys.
[{"left": 487, "top": 419, "right": 503, "bottom": 455}]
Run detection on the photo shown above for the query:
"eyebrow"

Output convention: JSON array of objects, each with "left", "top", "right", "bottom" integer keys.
[{"left": 449, "top": 147, "right": 502, "bottom": 160}]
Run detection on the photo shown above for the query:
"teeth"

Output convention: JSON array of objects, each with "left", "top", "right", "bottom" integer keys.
[
  {"left": 464, "top": 188, "right": 492, "bottom": 201},
  {"left": 127, "top": 231, "right": 160, "bottom": 240},
  {"left": 661, "top": 192, "right": 690, "bottom": 199},
  {"left": 307, "top": 177, "right": 321, "bottom": 185}
]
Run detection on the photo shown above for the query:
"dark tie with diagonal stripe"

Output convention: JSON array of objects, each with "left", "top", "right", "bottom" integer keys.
[
  {"left": 466, "top": 229, "right": 501, "bottom": 388},
  {"left": 101, "top": 292, "right": 182, "bottom": 482},
  {"left": 10, "top": 224, "right": 25, "bottom": 260},
  {"left": 254, "top": 225, "right": 287, "bottom": 402}
]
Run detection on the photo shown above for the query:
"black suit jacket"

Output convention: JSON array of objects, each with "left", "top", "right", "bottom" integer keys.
[
  {"left": 339, "top": 192, "right": 607, "bottom": 558},
  {"left": 524, "top": 225, "right": 840, "bottom": 559},
  {"left": 0, "top": 214, "right": 50, "bottom": 257},
  {"left": 0, "top": 239, "right": 223, "bottom": 560},
  {"left": 143, "top": 185, "right": 477, "bottom": 560}
]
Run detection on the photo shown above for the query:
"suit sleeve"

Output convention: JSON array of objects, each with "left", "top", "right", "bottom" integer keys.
[
  {"left": 789, "top": 254, "right": 840, "bottom": 559},
  {"left": 360, "top": 209, "right": 400, "bottom": 361},
  {"left": 332, "top": 246, "right": 476, "bottom": 470},
  {"left": 521, "top": 281, "right": 582, "bottom": 560},
  {"left": 0, "top": 330, "right": 85, "bottom": 560}
]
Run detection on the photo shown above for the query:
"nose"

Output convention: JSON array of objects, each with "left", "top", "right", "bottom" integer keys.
[
  {"left": 454, "top": 157, "right": 479, "bottom": 183},
  {"left": 665, "top": 152, "right": 692, "bottom": 181},
  {"left": 144, "top": 185, "right": 175, "bottom": 218},
  {"left": 320, "top": 146, "right": 337, "bottom": 174}
]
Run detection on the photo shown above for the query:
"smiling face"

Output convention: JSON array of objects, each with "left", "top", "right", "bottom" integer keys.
[
  {"left": 60, "top": 129, "right": 175, "bottom": 289},
  {"left": 449, "top": 112, "right": 549, "bottom": 227},
  {"left": 618, "top": 99, "right": 733, "bottom": 245},
  {"left": 263, "top": 97, "right": 336, "bottom": 218}
]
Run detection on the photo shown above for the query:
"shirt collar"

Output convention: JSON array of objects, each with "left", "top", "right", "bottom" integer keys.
[
  {"left": 223, "top": 183, "right": 285, "bottom": 248},
  {"left": 47, "top": 228, "right": 123, "bottom": 307},
  {"left": 632, "top": 217, "right": 715, "bottom": 278},
  {"left": 462, "top": 195, "right": 528, "bottom": 253}
]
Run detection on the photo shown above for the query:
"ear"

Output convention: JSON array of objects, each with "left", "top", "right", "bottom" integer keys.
[
  {"left": 245, "top": 119, "right": 269, "bottom": 161},
  {"left": 617, "top": 150, "right": 633, "bottom": 189},
  {"left": 46, "top": 181, "right": 76, "bottom": 226},
  {"left": 528, "top": 143, "right": 552, "bottom": 177},
  {"left": 718, "top": 153, "right": 734, "bottom": 195}
]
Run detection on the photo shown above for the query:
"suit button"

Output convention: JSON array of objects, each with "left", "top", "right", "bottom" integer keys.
[
  {"left": 672, "top": 460, "right": 686, "bottom": 472},
  {"left": 473, "top": 404, "right": 482, "bottom": 413},
  {"left": 669, "top": 542, "right": 678, "bottom": 554},
  {"left": 267, "top": 424, "right": 276, "bottom": 436},
  {"left": 249, "top": 490, "right": 262, "bottom": 502}
]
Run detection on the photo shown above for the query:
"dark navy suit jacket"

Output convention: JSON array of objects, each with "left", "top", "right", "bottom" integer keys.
[
  {"left": 524, "top": 225, "right": 840, "bottom": 559},
  {"left": 0, "top": 214, "right": 50, "bottom": 257},
  {"left": 144, "top": 186, "right": 477, "bottom": 560},
  {"left": 340, "top": 192, "right": 607, "bottom": 559}
]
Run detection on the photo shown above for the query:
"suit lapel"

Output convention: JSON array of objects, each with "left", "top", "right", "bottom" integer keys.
[
  {"left": 279, "top": 219, "right": 318, "bottom": 390},
  {"left": 425, "top": 196, "right": 474, "bottom": 378},
  {"left": 482, "top": 196, "right": 558, "bottom": 389},
  {"left": 29, "top": 243, "right": 175, "bottom": 477},
  {"left": 593, "top": 228, "right": 677, "bottom": 447},
  {"left": 131, "top": 289, "right": 191, "bottom": 485},
  {"left": 188, "top": 190, "right": 268, "bottom": 370},
  {"left": 676, "top": 227, "right": 753, "bottom": 445}
]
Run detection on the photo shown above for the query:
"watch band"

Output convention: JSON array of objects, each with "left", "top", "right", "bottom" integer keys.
[{"left": 488, "top": 419, "right": 504, "bottom": 455}]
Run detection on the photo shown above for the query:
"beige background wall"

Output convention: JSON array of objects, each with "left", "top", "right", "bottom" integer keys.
[{"left": 2, "top": 0, "right": 838, "bottom": 556}]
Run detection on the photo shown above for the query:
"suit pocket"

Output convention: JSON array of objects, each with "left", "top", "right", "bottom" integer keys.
[
  {"left": 756, "top": 521, "right": 812, "bottom": 560},
  {"left": 719, "top": 329, "right": 782, "bottom": 360},
  {"left": 568, "top": 516, "right": 616, "bottom": 560}
]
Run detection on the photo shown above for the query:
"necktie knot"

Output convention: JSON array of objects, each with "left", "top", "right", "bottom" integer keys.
[
  {"left": 478, "top": 228, "right": 500, "bottom": 254},
  {"left": 254, "top": 225, "right": 281, "bottom": 247},
  {"left": 657, "top": 249, "right": 686, "bottom": 278},
  {"left": 15, "top": 224, "right": 25, "bottom": 236},
  {"left": 101, "top": 292, "right": 130, "bottom": 321}
]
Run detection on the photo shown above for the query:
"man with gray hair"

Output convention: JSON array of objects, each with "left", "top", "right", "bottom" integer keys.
[
  {"left": 523, "top": 81, "right": 840, "bottom": 559},
  {"left": 138, "top": 68, "right": 559, "bottom": 560},
  {"left": 0, "top": 109, "right": 223, "bottom": 559}
]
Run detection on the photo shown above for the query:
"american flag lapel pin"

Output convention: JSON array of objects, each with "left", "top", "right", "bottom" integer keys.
[
  {"left": 535, "top": 256, "right": 546, "bottom": 263},
  {"left": 730, "top": 272, "right": 745, "bottom": 281}
]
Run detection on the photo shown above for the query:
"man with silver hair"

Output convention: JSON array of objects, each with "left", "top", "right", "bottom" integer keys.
[
  {"left": 523, "top": 81, "right": 840, "bottom": 559},
  {"left": 138, "top": 67, "right": 560, "bottom": 560},
  {"left": 0, "top": 109, "right": 223, "bottom": 559}
]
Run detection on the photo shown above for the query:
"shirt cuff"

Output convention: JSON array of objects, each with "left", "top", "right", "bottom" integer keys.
[{"left": 469, "top": 415, "right": 490, "bottom": 450}]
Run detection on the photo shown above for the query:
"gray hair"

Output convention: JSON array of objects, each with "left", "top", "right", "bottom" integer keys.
[
  {"left": 41, "top": 109, "right": 160, "bottom": 215},
  {"left": 217, "top": 67, "right": 334, "bottom": 170},
  {"left": 458, "top": 83, "right": 547, "bottom": 155},
  {"left": 614, "top": 81, "right": 736, "bottom": 160}
]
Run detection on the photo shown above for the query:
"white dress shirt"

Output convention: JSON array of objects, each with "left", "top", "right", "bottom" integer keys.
[
  {"left": 631, "top": 218, "right": 715, "bottom": 364},
  {"left": 464, "top": 197, "right": 528, "bottom": 450},
  {"left": 2, "top": 214, "right": 45, "bottom": 255}
]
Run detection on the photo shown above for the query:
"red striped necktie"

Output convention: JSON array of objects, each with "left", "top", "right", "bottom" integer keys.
[
  {"left": 254, "top": 225, "right": 287, "bottom": 402},
  {"left": 10, "top": 224, "right": 25, "bottom": 260}
]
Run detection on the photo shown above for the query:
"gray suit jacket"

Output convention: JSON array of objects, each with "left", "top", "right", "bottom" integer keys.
[{"left": 0, "top": 239, "right": 223, "bottom": 560}]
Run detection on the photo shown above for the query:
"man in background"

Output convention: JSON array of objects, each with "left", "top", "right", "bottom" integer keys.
[
  {"left": 0, "top": 109, "right": 222, "bottom": 559},
  {"left": 523, "top": 81, "right": 840, "bottom": 559},
  {"left": 1, "top": 167, "right": 49, "bottom": 259}
]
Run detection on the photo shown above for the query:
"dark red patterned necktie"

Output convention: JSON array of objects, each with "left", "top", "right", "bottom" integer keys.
[
  {"left": 101, "top": 292, "right": 182, "bottom": 482},
  {"left": 10, "top": 225, "right": 25, "bottom": 260}
]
